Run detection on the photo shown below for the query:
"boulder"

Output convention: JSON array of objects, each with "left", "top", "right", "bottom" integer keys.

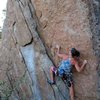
[{"left": 0, "top": 0, "right": 99, "bottom": 100}]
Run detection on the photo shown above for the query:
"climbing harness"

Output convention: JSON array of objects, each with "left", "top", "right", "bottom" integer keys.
[{"left": 61, "top": 72, "right": 73, "bottom": 87}]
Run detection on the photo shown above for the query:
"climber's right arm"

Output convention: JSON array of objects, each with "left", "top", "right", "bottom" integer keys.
[{"left": 56, "top": 45, "right": 68, "bottom": 59}]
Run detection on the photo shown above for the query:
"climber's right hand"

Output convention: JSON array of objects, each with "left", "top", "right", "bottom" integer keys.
[
  {"left": 83, "top": 60, "right": 87, "bottom": 65},
  {"left": 56, "top": 45, "right": 60, "bottom": 50}
]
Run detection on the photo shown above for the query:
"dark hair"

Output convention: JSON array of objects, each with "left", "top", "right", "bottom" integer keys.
[{"left": 71, "top": 48, "right": 80, "bottom": 57}]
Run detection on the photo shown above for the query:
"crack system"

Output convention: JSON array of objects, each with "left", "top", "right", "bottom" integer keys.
[
  {"left": 87, "top": 0, "right": 100, "bottom": 99},
  {"left": 16, "top": 0, "right": 69, "bottom": 99}
]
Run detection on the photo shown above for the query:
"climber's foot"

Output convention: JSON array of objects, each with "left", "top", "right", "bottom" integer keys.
[{"left": 47, "top": 79, "right": 55, "bottom": 85}]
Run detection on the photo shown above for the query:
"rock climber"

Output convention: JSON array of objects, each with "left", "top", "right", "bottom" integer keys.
[{"left": 47, "top": 45, "right": 87, "bottom": 100}]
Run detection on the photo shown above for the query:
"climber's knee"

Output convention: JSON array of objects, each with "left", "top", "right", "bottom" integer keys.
[
  {"left": 50, "top": 66, "right": 57, "bottom": 74},
  {"left": 50, "top": 66, "right": 55, "bottom": 72},
  {"left": 50, "top": 66, "right": 54, "bottom": 71}
]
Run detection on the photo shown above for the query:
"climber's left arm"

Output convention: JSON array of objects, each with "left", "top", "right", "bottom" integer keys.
[{"left": 74, "top": 60, "right": 87, "bottom": 72}]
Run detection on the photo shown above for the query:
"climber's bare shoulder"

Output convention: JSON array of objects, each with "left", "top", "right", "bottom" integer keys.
[{"left": 57, "top": 53, "right": 68, "bottom": 60}]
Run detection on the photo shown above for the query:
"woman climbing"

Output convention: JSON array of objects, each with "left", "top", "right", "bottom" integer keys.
[{"left": 47, "top": 45, "right": 87, "bottom": 100}]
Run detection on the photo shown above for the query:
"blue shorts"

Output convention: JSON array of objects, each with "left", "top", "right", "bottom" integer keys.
[{"left": 51, "top": 66, "right": 73, "bottom": 87}]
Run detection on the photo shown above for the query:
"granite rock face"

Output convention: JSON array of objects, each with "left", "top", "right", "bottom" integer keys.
[
  {"left": 87, "top": 0, "right": 100, "bottom": 99},
  {"left": 0, "top": 0, "right": 99, "bottom": 100}
]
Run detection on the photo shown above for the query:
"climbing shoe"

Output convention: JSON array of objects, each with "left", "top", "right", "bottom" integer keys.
[
  {"left": 47, "top": 79, "right": 55, "bottom": 85},
  {"left": 67, "top": 81, "right": 71, "bottom": 87}
]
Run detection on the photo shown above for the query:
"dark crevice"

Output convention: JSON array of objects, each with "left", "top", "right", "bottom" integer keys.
[
  {"left": 23, "top": 37, "right": 33, "bottom": 47},
  {"left": 12, "top": 21, "right": 16, "bottom": 27},
  {"left": 19, "top": 0, "right": 25, "bottom": 7},
  {"left": 55, "top": 83, "right": 69, "bottom": 100},
  {"left": 41, "top": 67, "right": 56, "bottom": 100},
  {"left": 12, "top": 20, "right": 33, "bottom": 47},
  {"left": 14, "top": 0, "right": 69, "bottom": 99},
  {"left": 28, "top": 3, "right": 34, "bottom": 19},
  {"left": 87, "top": 0, "right": 100, "bottom": 99},
  {"left": 15, "top": 0, "right": 24, "bottom": 7},
  {"left": 16, "top": 0, "right": 56, "bottom": 67},
  {"left": 12, "top": 21, "right": 18, "bottom": 45},
  {"left": 27, "top": 1, "right": 54, "bottom": 65},
  {"left": 88, "top": 0, "right": 100, "bottom": 58}
]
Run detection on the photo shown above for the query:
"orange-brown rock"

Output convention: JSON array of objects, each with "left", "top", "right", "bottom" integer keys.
[{"left": 0, "top": 0, "right": 99, "bottom": 100}]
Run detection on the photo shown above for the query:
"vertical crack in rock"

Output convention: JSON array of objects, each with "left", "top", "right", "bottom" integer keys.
[
  {"left": 20, "top": 44, "right": 42, "bottom": 100},
  {"left": 13, "top": 0, "right": 61, "bottom": 99},
  {"left": 1, "top": 0, "right": 99, "bottom": 99},
  {"left": 41, "top": 67, "right": 69, "bottom": 100},
  {"left": 17, "top": 0, "right": 70, "bottom": 98},
  {"left": 87, "top": 0, "right": 100, "bottom": 99},
  {"left": 13, "top": 0, "right": 33, "bottom": 46}
]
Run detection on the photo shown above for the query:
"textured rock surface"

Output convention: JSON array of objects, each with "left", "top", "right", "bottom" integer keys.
[
  {"left": 0, "top": 0, "right": 99, "bottom": 100},
  {"left": 87, "top": 0, "right": 100, "bottom": 99}
]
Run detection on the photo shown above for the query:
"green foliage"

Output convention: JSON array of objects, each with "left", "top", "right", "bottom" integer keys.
[{"left": 0, "top": 70, "right": 27, "bottom": 99}]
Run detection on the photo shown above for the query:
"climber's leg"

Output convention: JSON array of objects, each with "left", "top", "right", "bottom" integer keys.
[
  {"left": 48, "top": 66, "right": 57, "bottom": 84},
  {"left": 50, "top": 66, "right": 55, "bottom": 81},
  {"left": 69, "top": 83, "right": 74, "bottom": 100}
]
